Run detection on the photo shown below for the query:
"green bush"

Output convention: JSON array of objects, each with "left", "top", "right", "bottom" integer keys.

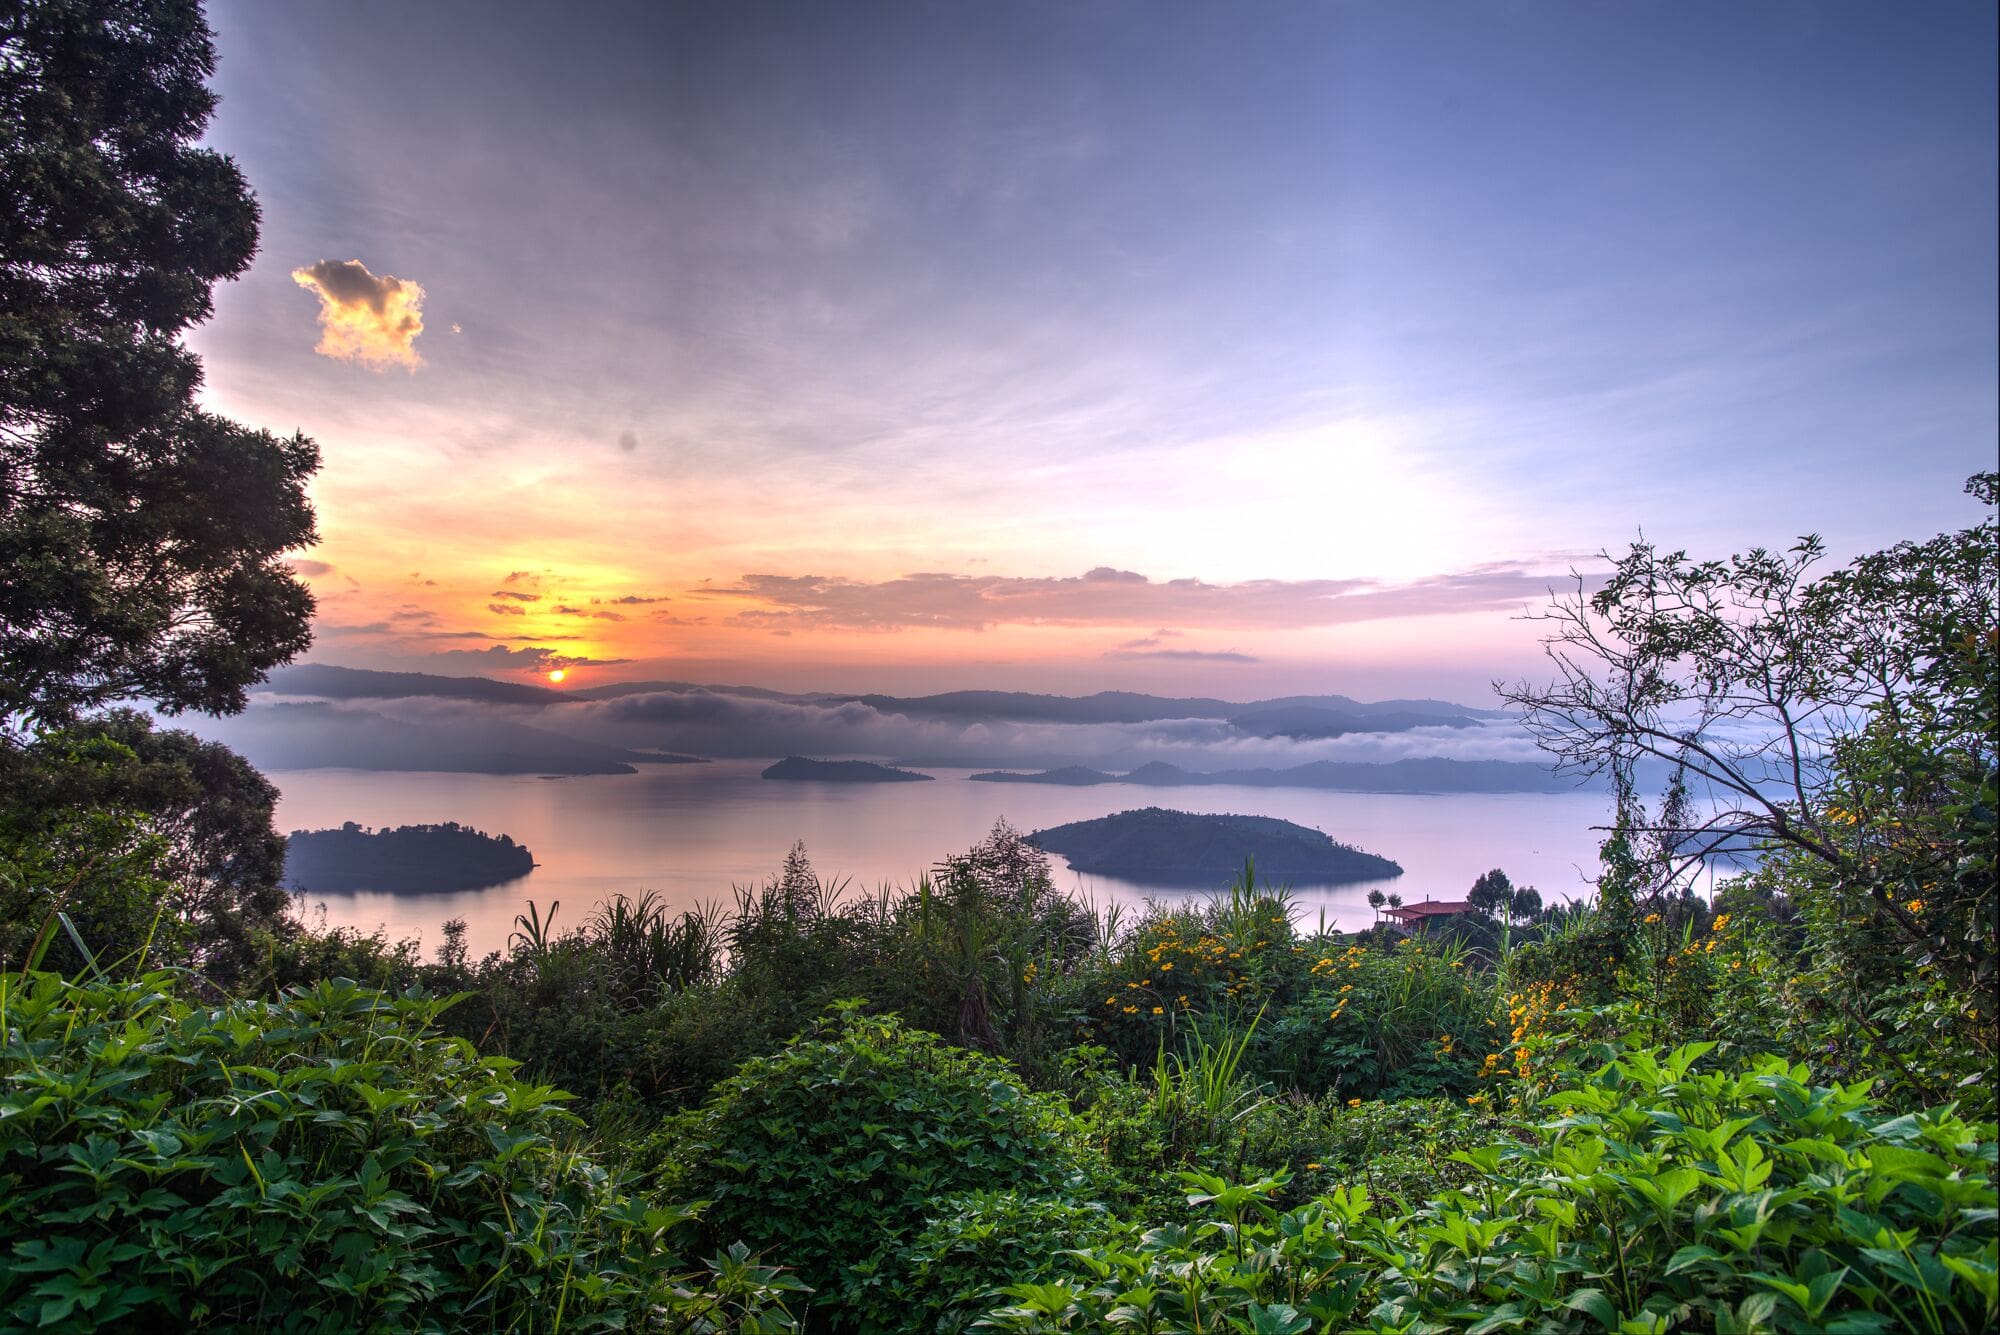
[
  {"left": 0, "top": 970, "right": 802, "bottom": 1332},
  {"left": 862, "top": 1191, "right": 1119, "bottom": 1334},
  {"left": 980, "top": 1036, "right": 2000, "bottom": 1334},
  {"left": 652, "top": 1005, "right": 1094, "bottom": 1329}
]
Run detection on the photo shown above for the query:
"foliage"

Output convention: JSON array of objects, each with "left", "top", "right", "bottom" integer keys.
[
  {"left": 1499, "top": 475, "right": 1997, "bottom": 1070},
  {"left": 0, "top": 798, "right": 179, "bottom": 976},
  {"left": 0, "top": 0, "right": 318, "bottom": 730},
  {"left": 0, "top": 969, "right": 804, "bottom": 1332},
  {"left": 866, "top": 1191, "right": 1120, "bottom": 1335},
  {"left": 650, "top": 1006, "right": 1093, "bottom": 1329},
  {"left": 980, "top": 1036, "right": 1999, "bottom": 1335},
  {"left": 0, "top": 712, "right": 286, "bottom": 976}
]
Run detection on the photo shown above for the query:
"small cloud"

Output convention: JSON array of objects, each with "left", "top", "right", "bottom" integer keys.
[
  {"left": 451, "top": 322, "right": 462, "bottom": 334},
  {"left": 554, "top": 604, "right": 626, "bottom": 621},
  {"left": 501, "top": 571, "right": 541, "bottom": 587},
  {"left": 489, "top": 591, "right": 541, "bottom": 602},
  {"left": 487, "top": 603, "right": 527, "bottom": 616},
  {"left": 1116, "top": 635, "right": 1162, "bottom": 650},
  {"left": 1103, "top": 647, "right": 1261, "bottom": 664},
  {"left": 287, "top": 558, "right": 335, "bottom": 578},
  {"left": 290, "top": 259, "right": 426, "bottom": 370},
  {"left": 606, "top": 594, "right": 668, "bottom": 605},
  {"left": 617, "top": 430, "right": 639, "bottom": 452},
  {"left": 1083, "top": 567, "right": 1148, "bottom": 584},
  {"left": 433, "top": 644, "right": 631, "bottom": 675}
]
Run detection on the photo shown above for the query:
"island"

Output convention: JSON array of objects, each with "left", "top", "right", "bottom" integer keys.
[
  {"left": 1026, "top": 808, "right": 1402, "bottom": 886},
  {"left": 284, "top": 821, "right": 536, "bottom": 893},
  {"left": 761, "top": 756, "right": 935, "bottom": 783}
]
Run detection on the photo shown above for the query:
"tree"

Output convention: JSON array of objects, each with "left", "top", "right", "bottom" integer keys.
[
  {"left": 1, "top": 0, "right": 317, "bottom": 733},
  {"left": 0, "top": 709, "right": 287, "bottom": 975},
  {"left": 1500, "top": 474, "right": 1997, "bottom": 1001},
  {"left": 1468, "top": 868, "right": 1513, "bottom": 920}
]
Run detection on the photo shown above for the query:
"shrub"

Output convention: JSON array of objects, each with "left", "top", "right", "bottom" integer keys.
[
  {"left": 982, "top": 1036, "right": 2000, "bottom": 1334},
  {"left": 0, "top": 970, "right": 802, "bottom": 1332},
  {"left": 861, "top": 1191, "right": 1120, "bottom": 1335},
  {"left": 652, "top": 1005, "right": 1093, "bottom": 1329}
]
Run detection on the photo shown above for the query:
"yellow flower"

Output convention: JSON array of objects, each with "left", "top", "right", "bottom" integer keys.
[
  {"left": 1305, "top": 1162, "right": 1322, "bottom": 1170},
  {"left": 1152, "top": 1006, "right": 1164, "bottom": 1015},
  {"left": 1347, "top": 1097, "right": 1362, "bottom": 1108},
  {"left": 1643, "top": 912, "right": 1661, "bottom": 924},
  {"left": 1906, "top": 898, "right": 1926, "bottom": 913},
  {"left": 1161, "top": 962, "right": 1173, "bottom": 971}
]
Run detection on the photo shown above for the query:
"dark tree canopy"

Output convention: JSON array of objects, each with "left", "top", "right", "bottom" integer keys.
[{"left": 1, "top": 0, "right": 317, "bottom": 731}]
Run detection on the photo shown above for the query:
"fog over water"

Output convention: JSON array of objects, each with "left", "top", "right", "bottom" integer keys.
[{"left": 274, "top": 761, "right": 1621, "bottom": 958}]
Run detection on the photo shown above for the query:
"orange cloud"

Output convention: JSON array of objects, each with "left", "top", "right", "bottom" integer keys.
[{"left": 290, "top": 259, "right": 426, "bottom": 369}]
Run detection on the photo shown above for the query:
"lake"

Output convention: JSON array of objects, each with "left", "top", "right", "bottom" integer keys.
[{"left": 273, "top": 761, "right": 1622, "bottom": 958}]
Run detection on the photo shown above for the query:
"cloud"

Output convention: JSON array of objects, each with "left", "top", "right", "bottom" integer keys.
[
  {"left": 490, "top": 591, "right": 541, "bottom": 602},
  {"left": 487, "top": 603, "right": 527, "bottom": 616},
  {"left": 605, "top": 594, "right": 669, "bottom": 605},
  {"left": 501, "top": 571, "right": 542, "bottom": 587},
  {"left": 561, "top": 685, "right": 1548, "bottom": 771},
  {"left": 290, "top": 259, "right": 427, "bottom": 369},
  {"left": 554, "top": 604, "right": 626, "bottom": 621},
  {"left": 617, "top": 430, "right": 639, "bottom": 452},
  {"left": 432, "top": 645, "right": 630, "bottom": 674},
  {"left": 286, "top": 558, "right": 335, "bottom": 578},
  {"left": 1104, "top": 647, "right": 1260, "bottom": 663},
  {"left": 698, "top": 563, "right": 1589, "bottom": 633}
]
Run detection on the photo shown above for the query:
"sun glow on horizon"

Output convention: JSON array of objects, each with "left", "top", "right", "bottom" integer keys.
[{"left": 547, "top": 668, "right": 566, "bottom": 683}]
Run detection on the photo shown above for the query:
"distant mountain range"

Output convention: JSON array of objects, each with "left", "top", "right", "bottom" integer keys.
[
  {"left": 973, "top": 758, "right": 1588, "bottom": 794},
  {"left": 229, "top": 665, "right": 1545, "bottom": 780},
  {"left": 264, "top": 665, "right": 1505, "bottom": 732}
]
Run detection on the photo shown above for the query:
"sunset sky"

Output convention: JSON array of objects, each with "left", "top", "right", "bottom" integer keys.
[{"left": 190, "top": 1, "right": 1997, "bottom": 702}]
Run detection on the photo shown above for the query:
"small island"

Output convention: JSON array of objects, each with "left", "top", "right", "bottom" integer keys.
[
  {"left": 284, "top": 821, "right": 536, "bottom": 893},
  {"left": 761, "top": 756, "right": 935, "bottom": 783},
  {"left": 1027, "top": 807, "right": 1401, "bottom": 886}
]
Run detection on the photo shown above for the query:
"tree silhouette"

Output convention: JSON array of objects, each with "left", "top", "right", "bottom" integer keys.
[{"left": 1, "top": 0, "right": 317, "bottom": 732}]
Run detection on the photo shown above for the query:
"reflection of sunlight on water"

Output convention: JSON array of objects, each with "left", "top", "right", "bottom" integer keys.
[{"left": 275, "top": 762, "right": 1613, "bottom": 961}]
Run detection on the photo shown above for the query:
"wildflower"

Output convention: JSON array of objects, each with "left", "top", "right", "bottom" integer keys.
[
  {"left": 1347, "top": 1097, "right": 1362, "bottom": 1108},
  {"left": 1152, "top": 1006, "right": 1164, "bottom": 1015},
  {"left": 1643, "top": 912, "right": 1661, "bottom": 924},
  {"left": 1105, "top": 997, "right": 1116, "bottom": 1005},
  {"left": 1305, "top": 1162, "right": 1322, "bottom": 1171},
  {"left": 1467, "top": 1093, "right": 1485, "bottom": 1105},
  {"left": 1907, "top": 898, "right": 1926, "bottom": 913},
  {"left": 1161, "top": 962, "right": 1173, "bottom": 971}
]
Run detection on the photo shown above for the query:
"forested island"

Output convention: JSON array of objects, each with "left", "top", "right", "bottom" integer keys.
[
  {"left": 283, "top": 822, "right": 536, "bottom": 893},
  {"left": 1027, "top": 807, "right": 1403, "bottom": 885},
  {"left": 761, "top": 756, "right": 934, "bottom": 783}
]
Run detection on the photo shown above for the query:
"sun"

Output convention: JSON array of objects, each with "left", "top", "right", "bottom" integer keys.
[{"left": 546, "top": 668, "right": 567, "bottom": 684}]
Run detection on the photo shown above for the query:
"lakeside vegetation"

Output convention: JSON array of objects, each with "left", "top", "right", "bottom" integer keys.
[{"left": 1, "top": 4, "right": 1994, "bottom": 1331}]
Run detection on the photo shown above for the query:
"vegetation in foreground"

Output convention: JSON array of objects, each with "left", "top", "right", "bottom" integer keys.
[{"left": 2, "top": 1, "right": 1995, "bottom": 1330}]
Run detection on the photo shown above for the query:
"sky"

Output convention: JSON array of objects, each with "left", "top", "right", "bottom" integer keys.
[{"left": 191, "top": 0, "right": 1998, "bottom": 703}]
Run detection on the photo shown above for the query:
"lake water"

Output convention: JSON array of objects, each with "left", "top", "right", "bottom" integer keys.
[{"left": 272, "top": 761, "right": 1620, "bottom": 958}]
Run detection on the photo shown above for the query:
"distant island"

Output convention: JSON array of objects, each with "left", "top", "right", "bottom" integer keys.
[
  {"left": 284, "top": 822, "right": 536, "bottom": 893},
  {"left": 761, "top": 756, "right": 935, "bottom": 783},
  {"left": 1027, "top": 808, "right": 1402, "bottom": 886},
  {"left": 971, "top": 757, "right": 1582, "bottom": 794},
  {"left": 626, "top": 750, "right": 710, "bottom": 764}
]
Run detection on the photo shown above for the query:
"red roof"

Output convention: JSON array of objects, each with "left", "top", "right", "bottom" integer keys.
[{"left": 1382, "top": 899, "right": 1474, "bottom": 921}]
